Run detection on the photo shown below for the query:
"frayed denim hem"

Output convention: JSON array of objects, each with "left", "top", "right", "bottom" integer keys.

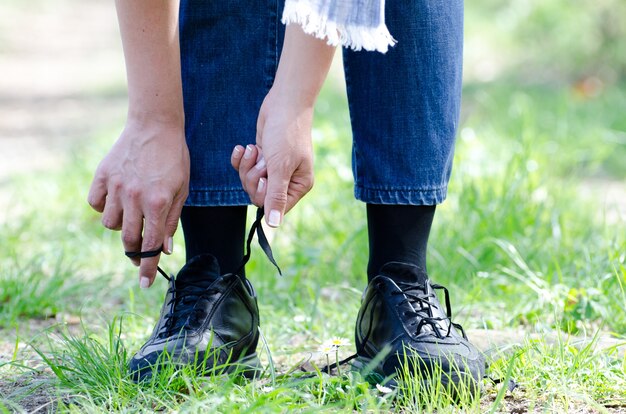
[
  {"left": 185, "top": 189, "right": 251, "bottom": 207},
  {"left": 355, "top": 185, "right": 447, "bottom": 206}
]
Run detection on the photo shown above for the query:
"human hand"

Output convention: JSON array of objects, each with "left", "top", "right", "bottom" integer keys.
[
  {"left": 231, "top": 24, "right": 334, "bottom": 227},
  {"left": 87, "top": 119, "right": 190, "bottom": 288},
  {"left": 231, "top": 89, "right": 314, "bottom": 227}
]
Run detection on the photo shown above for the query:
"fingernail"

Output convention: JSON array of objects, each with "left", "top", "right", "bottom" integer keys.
[
  {"left": 165, "top": 237, "right": 173, "bottom": 254},
  {"left": 255, "top": 158, "right": 266, "bottom": 170},
  {"left": 232, "top": 146, "right": 242, "bottom": 158},
  {"left": 140, "top": 277, "right": 150, "bottom": 289},
  {"left": 244, "top": 145, "right": 253, "bottom": 159},
  {"left": 268, "top": 209, "right": 281, "bottom": 227},
  {"left": 257, "top": 178, "right": 266, "bottom": 193}
]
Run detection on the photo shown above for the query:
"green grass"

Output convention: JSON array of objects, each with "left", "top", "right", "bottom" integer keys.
[
  {"left": 2, "top": 4, "right": 626, "bottom": 410},
  {"left": 0, "top": 254, "right": 83, "bottom": 327},
  {"left": 1, "top": 77, "right": 624, "bottom": 411},
  {"left": 485, "top": 333, "right": 626, "bottom": 412}
]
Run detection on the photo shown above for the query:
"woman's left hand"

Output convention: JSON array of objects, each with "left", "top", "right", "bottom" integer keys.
[
  {"left": 231, "top": 88, "right": 315, "bottom": 228},
  {"left": 231, "top": 24, "right": 336, "bottom": 227}
]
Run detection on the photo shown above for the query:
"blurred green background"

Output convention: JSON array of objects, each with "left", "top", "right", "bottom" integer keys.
[
  {"left": 0, "top": 0, "right": 625, "bottom": 410},
  {"left": 0, "top": 0, "right": 626, "bottom": 332},
  {"left": 1, "top": 0, "right": 624, "bottom": 340}
]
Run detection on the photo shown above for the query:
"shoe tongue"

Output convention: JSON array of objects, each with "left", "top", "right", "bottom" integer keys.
[
  {"left": 175, "top": 254, "right": 222, "bottom": 289},
  {"left": 379, "top": 262, "right": 429, "bottom": 285}
]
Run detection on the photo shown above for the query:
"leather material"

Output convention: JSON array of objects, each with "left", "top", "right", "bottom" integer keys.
[
  {"left": 355, "top": 262, "right": 485, "bottom": 386},
  {"left": 129, "top": 254, "right": 259, "bottom": 380}
]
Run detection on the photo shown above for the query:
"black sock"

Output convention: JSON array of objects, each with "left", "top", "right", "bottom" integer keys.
[
  {"left": 180, "top": 206, "right": 247, "bottom": 277},
  {"left": 366, "top": 204, "right": 436, "bottom": 281}
]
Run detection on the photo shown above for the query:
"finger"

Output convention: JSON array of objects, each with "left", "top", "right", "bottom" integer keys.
[
  {"left": 162, "top": 192, "right": 186, "bottom": 255},
  {"left": 230, "top": 145, "right": 245, "bottom": 171},
  {"left": 121, "top": 204, "right": 144, "bottom": 267},
  {"left": 284, "top": 170, "right": 314, "bottom": 213},
  {"left": 87, "top": 170, "right": 107, "bottom": 213},
  {"left": 244, "top": 157, "right": 267, "bottom": 206},
  {"left": 138, "top": 195, "right": 171, "bottom": 288},
  {"left": 264, "top": 166, "right": 291, "bottom": 228},
  {"left": 254, "top": 146, "right": 264, "bottom": 163},
  {"left": 101, "top": 193, "right": 123, "bottom": 230},
  {"left": 255, "top": 177, "right": 267, "bottom": 207},
  {"left": 238, "top": 144, "right": 258, "bottom": 193}
]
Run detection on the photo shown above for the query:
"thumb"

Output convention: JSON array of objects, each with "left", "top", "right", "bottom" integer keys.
[{"left": 264, "top": 169, "right": 290, "bottom": 228}]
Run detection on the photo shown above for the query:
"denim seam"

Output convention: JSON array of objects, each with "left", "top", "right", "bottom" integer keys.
[
  {"left": 355, "top": 183, "right": 449, "bottom": 191},
  {"left": 186, "top": 188, "right": 250, "bottom": 207},
  {"left": 354, "top": 184, "right": 448, "bottom": 205},
  {"left": 188, "top": 188, "right": 245, "bottom": 193}
]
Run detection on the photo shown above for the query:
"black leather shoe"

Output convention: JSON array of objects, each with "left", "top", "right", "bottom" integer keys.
[
  {"left": 354, "top": 262, "right": 485, "bottom": 394},
  {"left": 129, "top": 254, "right": 261, "bottom": 381}
]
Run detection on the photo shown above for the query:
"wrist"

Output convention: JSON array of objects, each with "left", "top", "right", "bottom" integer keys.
[
  {"left": 127, "top": 105, "right": 185, "bottom": 130},
  {"left": 269, "top": 79, "right": 319, "bottom": 109}
]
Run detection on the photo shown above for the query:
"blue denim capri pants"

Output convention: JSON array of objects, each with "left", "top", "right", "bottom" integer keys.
[{"left": 179, "top": 0, "right": 463, "bottom": 206}]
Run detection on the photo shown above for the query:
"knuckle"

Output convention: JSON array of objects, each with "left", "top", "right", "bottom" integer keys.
[
  {"left": 126, "top": 186, "right": 142, "bottom": 200},
  {"left": 142, "top": 235, "right": 161, "bottom": 251},
  {"left": 101, "top": 217, "right": 118, "bottom": 230},
  {"left": 121, "top": 232, "right": 140, "bottom": 246},
  {"left": 245, "top": 178, "right": 260, "bottom": 193},
  {"left": 147, "top": 194, "right": 169, "bottom": 212},
  {"left": 303, "top": 174, "right": 314, "bottom": 190},
  {"left": 251, "top": 195, "right": 263, "bottom": 207},
  {"left": 164, "top": 218, "right": 179, "bottom": 233},
  {"left": 268, "top": 191, "right": 288, "bottom": 205},
  {"left": 87, "top": 195, "right": 100, "bottom": 209},
  {"left": 110, "top": 178, "right": 123, "bottom": 192},
  {"left": 246, "top": 168, "right": 259, "bottom": 181}
]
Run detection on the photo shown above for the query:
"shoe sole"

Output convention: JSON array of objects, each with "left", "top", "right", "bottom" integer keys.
[
  {"left": 351, "top": 355, "right": 481, "bottom": 398},
  {"left": 131, "top": 352, "right": 262, "bottom": 382}
]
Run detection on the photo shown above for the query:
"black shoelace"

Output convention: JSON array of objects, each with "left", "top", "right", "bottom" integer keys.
[
  {"left": 393, "top": 281, "right": 467, "bottom": 340},
  {"left": 125, "top": 207, "right": 281, "bottom": 340},
  {"left": 157, "top": 284, "right": 219, "bottom": 339},
  {"left": 313, "top": 281, "right": 468, "bottom": 376}
]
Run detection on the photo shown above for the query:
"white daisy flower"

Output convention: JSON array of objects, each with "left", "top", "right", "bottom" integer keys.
[
  {"left": 328, "top": 337, "right": 350, "bottom": 348},
  {"left": 317, "top": 344, "right": 335, "bottom": 354},
  {"left": 376, "top": 384, "right": 393, "bottom": 394}
]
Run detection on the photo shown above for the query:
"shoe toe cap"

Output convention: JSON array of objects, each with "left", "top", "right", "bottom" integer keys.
[
  {"left": 128, "top": 351, "right": 162, "bottom": 382},
  {"left": 382, "top": 338, "right": 486, "bottom": 383}
]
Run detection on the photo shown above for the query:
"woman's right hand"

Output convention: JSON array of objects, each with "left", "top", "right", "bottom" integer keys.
[{"left": 87, "top": 118, "right": 190, "bottom": 288}]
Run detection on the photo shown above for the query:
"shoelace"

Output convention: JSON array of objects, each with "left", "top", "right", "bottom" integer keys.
[
  {"left": 157, "top": 284, "right": 219, "bottom": 339},
  {"left": 125, "top": 207, "right": 281, "bottom": 340},
  {"left": 393, "top": 281, "right": 467, "bottom": 340},
  {"left": 313, "top": 281, "right": 468, "bottom": 375}
]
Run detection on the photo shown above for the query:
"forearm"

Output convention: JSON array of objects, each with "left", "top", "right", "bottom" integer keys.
[
  {"left": 272, "top": 24, "right": 336, "bottom": 108},
  {"left": 115, "top": 0, "right": 183, "bottom": 127}
]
